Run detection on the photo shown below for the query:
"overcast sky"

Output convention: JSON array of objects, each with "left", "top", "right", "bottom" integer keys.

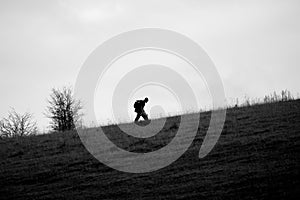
[{"left": 0, "top": 0, "right": 299, "bottom": 130}]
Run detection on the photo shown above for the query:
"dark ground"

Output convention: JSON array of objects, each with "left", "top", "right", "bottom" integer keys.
[{"left": 0, "top": 100, "right": 299, "bottom": 200}]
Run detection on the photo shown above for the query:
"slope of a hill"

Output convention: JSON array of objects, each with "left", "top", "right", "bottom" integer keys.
[{"left": 0, "top": 100, "right": 299, "bottom": 200}]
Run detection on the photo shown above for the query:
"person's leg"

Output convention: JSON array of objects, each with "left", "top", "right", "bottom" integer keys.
[
  {"left": 134, "top": 113, "right": 141, "bottom": 122},
  {"left": 141, "top": 111, "right": 148, "bottom": 120}
]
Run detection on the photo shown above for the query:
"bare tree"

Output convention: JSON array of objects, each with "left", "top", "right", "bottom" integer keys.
[
  {"left": 0, "top": 109, "right": 37, "bottom": 138},
  {"left": 45, "top": 87, "right": 83, "bottom": 132}
]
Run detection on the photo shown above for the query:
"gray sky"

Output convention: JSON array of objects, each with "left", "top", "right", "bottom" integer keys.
[{"left": 0, "top": 0, "right": 299, "bottom": 130}]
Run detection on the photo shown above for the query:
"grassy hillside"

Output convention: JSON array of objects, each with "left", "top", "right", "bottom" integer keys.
[{"left": 0, "top": 100, "right": 299, "bottom": 200}]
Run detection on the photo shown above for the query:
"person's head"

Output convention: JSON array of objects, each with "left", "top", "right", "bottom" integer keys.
[{"left": 144, "top": 97, "right": 149, "bottom": 103}]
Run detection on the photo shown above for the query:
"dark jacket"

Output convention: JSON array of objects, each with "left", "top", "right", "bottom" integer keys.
[{"left": 134, "top": 100, "right": 146, "bottom": 113}]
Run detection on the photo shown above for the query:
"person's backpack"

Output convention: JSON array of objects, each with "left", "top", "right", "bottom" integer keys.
[{"left": 134, "top": 100, "right": 143, "bottom": 109}]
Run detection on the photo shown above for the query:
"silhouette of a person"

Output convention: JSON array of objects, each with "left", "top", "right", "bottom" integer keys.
[{"left": 134, "top": 97, "right": 149, "bottom": 122}]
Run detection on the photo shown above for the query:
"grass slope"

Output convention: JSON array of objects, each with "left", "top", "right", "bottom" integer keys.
[{"left": 0, "top": 100, "right": 299, "bottom": 200}]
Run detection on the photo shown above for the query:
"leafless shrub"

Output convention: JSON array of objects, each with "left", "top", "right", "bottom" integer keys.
[
  {"left": 0, "top": 109, "right": 37, "bottom": 138},
  {"left": 45, "top": 86, "right": 83, "bottom": 132}
]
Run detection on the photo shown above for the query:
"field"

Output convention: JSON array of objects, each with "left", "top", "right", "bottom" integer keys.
[{"left": 0, "top": 100, "right": 299, "bottom": 199}]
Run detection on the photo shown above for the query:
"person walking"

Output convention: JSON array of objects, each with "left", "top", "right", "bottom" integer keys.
[{"left": 134, "top": 97, "right": 149, "bottom": 122}]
